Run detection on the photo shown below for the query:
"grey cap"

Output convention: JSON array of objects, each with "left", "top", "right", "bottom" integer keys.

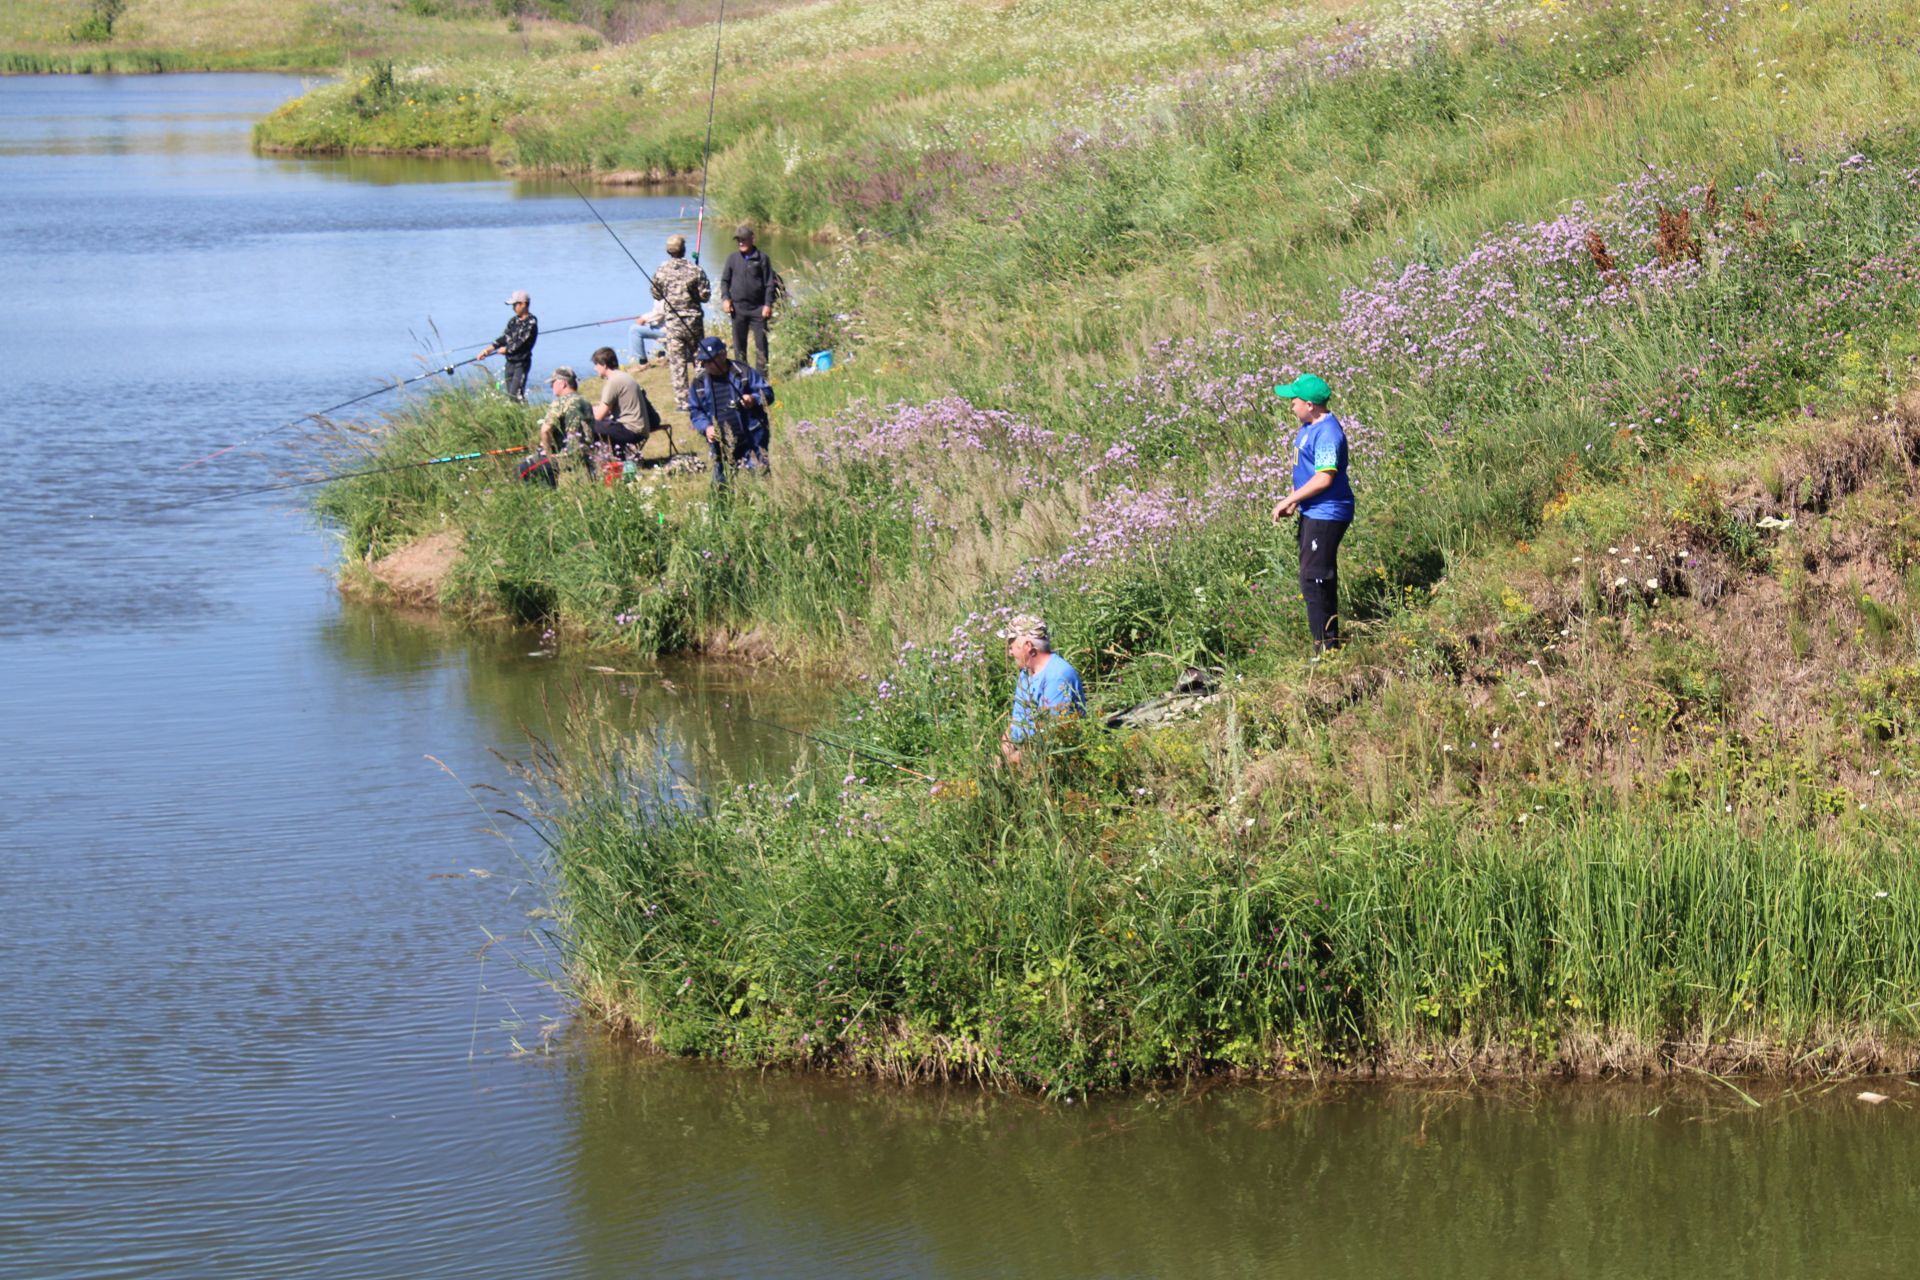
[
  {"left": 505, "top": 289, "right": 530, "bottom": 305},
  {"left": 733, "top": 223, "right": 755, "bottom": 243},
  {"left": 998, "top": 613, "right": 1049, "bottom": 646},
  {"left": 666, "top": 233, "right": 686, "bottom": 255},
  {"left": 548, "top": 365, "right": 577, "bottom": 386}
]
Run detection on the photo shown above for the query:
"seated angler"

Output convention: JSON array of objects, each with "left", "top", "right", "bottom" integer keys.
[
  {"left": 536, "top": 365, "right": 595, "bottom": 476},
  {"left": 588, "top": 345, "right": 661, "bottom": 466},
  {"left": 998, "top": 613, "right": 1085, "bottom": 768},
  {"left": 686, "top": 334, "right": 774, "bottom": 488}
]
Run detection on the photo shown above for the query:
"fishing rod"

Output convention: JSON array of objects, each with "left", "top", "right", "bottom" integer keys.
[
  {"left": 450, "top": 314, "right": 635, "bottom": 353},
  {"left": 739, "top": 712, "right": 936, "bottom": 782},
  {"left": 693, "top": 0, "right": 727, "bottom": 265},
  {"left": 158, "top": 444, "right": 530, "bottom": 511},
  {"left": 180, "top": 355, "right": 485, "bottom": 471},
  {"left": 565, "top": 176, "right": 655, "bottom": 288}
]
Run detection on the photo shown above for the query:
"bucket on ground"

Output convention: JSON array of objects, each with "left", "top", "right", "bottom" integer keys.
[{"left": 810, "top": 350, "right": 833, "bottom": 372}]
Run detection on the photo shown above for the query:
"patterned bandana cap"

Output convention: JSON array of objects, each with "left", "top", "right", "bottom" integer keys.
[
  {"left": 666, "top": 234, "right": 686, "bottom": 254},
  {"left": 998, "top": 613, "right": 1049, "bottom": 646}
]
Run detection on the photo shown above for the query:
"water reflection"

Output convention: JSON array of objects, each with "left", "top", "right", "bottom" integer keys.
[
  {"left": 321, "top": 602, "right": 830, "bottom": 788},
  {"left": 560, "top": 1051, "right": 1920, "bottom": 1279}
]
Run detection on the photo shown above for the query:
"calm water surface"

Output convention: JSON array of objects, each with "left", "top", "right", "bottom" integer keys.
[{"left": 2, "top": 73, "right": 1918, "bottom": 1279}]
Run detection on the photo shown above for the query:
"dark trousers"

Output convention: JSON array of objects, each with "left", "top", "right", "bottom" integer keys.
[
  {"left": 1297, "top": 517, "right": 1349, "bottom": 650},
  {"left": 730, "top": 310, "right": 769, "bottom": 372},
  {"left": 503, "top": 360, "right": 530, "bottom": 403},
  {"left": 708, "top": 420, "right": 770, "bottom": 489}
]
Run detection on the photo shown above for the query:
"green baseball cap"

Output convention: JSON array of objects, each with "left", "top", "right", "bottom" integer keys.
[{"left": 1273, "top": 373, "right": 1331, "bottom": 403}]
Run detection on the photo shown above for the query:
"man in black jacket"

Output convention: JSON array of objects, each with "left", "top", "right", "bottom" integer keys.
[
  {"left": 719, "top": 224, "right": 775, "bottom": 374},
  {"left": 479, "top": 289, "right": 538, "bottom": 402}
]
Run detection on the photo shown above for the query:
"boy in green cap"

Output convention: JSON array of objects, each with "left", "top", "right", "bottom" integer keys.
[{"left": 1269, "top": 373, "right": 1353, "bottom": 650}]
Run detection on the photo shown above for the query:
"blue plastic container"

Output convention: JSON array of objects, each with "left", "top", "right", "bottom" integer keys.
[{"left": 810, "top": 350, "right": 834, "bottom": 372}]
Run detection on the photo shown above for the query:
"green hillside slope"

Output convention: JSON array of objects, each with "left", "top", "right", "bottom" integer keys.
[{"left": 313, "top": 0, "right": 1920, "bottom": 1089}]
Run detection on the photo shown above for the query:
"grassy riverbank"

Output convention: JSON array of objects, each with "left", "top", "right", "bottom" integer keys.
[
  {"left": 0, "top": 0, "right": 605, "bottom": 75},
  {"left": 319, "top": 0, "right": 1920, "bottom": 1088}
]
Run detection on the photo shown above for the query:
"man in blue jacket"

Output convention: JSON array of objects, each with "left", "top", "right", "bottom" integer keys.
[
  {"left": 686, "top": 335, "right": 774, "bottom": 487},
  {"left": 1269, "top": 373, "right": 1355, "bottom": 651}
]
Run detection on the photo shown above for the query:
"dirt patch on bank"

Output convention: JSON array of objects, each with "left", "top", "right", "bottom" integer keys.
[{"left": 364, "top": 531, "right": 463, "bottom": 606}]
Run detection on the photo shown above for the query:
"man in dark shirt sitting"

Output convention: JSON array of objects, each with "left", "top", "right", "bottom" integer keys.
[
  {"left": 686, "top": 335, "right": 773, "bottom": 488},
  {"left": 479, "top": 289, "right": 538, "bottom": 402},
  {"left": 719, "top": 225, "right": 776, "bottom": 375}
]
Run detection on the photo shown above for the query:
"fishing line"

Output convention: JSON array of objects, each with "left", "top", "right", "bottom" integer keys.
[
  {"left": 157, "top": 445, "right": 531, "bottom": 511},
  {"left": 179, "top": 355, "right": 484, "bottom": 471},
  {"left": 738, "top": 712, "right": 935, "bottom": 782},
  {"left": 566, "top": 176, "right": 656, "bottom": 287},
  {"left": 693, "top": 0, "right": 727, "bottom": 265}
]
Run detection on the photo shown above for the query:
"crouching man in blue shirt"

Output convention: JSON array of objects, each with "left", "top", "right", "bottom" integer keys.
[
  {"left": 1270, "top": 373, "right": 1355, "bottom": 652},
  {"left": 999, "top": 613, "right": 1086, "bottom": 767},
  {"left": 687, "top": 334, "right": 774, "bottom": 488}
]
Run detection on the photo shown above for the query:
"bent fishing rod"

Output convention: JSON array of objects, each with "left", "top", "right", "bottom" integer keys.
[
  {"left": 158, "top": 444, "right": 531, "bottom": 512},
  {"left": 693, "top": 0, "right": 727, "bottom": 265},
  {"left": 180, "top": 355, "right": 485, "bottom": 471}
]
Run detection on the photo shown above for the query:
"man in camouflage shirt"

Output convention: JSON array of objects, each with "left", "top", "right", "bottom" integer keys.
[
  {"left": 537, "top": 366, "right": 595, "bottom": 476},
  {"left": 479, "top": 289, "right": 539, "bottom": 402},
  {"left": 650, "top": 234, "right": 712, "bottom": 412}
]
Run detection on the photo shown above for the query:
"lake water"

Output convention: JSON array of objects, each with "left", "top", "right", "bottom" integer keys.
[{"left": 2, "top": 72, "right": 1918, "bottom": 1279}]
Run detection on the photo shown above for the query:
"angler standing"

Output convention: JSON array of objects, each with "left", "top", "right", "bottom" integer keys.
[
  {"left": 719, "top": 224, "right": 776, "bottom": 374},
  {"left": 478, "top": 289, "right": 539, "bottom": 402},
  {"left": 687, "top": 335, "right": 773, "bottom": 488},
  {"left": 651, "top": 233, "right": 712, "bottom": 411},
  {"left": 1269, "top": 373, "right": 1354, "bottom": 651}
]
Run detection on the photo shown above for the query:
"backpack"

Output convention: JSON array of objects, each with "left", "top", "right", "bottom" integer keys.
[
  {"left": 767, "top": 265, "right": 790, "bottom": 324},
  {"left": 637, "top": 388, "right": 663, "bottom": 436}
]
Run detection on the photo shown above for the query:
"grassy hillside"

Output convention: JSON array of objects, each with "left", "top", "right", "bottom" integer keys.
[
  {"left": 3, "top": 0, "right": 608, "bottom": 74},
  {"left": 314, "top": 0, "right": 1920, "bottom": 1089}
]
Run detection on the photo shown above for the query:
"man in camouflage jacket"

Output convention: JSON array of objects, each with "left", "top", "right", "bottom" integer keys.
[
  {"left": 537, "top": 365, "right": 595, "bottom": 476},
  {"left": 650, "top": 234, "right": 712, "bottom": 412}
]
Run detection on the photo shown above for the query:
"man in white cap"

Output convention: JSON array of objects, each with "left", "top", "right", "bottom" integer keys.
[
  {"left": 479, "top": 290, "right": 538, "bottom": 402},
  {"left": 999, "top": 613, "right": 1085, "bottom": 767},
  {"left": 651, "top": 233, "right": 712, "bottom": 411}
]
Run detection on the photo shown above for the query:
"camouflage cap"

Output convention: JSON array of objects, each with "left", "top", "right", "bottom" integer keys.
[
  {"left": 548, "top": 365, "right": 577, "bottom": 386},
  {"left": 665, "top": 233, "right": 686, "bottom": 254},
  {"left": 998, "top": 613, "right": 1049, "bottom": 646}
]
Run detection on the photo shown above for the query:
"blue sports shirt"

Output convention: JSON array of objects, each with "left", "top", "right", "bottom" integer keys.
[{"left": 1290, "top": 411, "right": 1356, "bottom": 522}]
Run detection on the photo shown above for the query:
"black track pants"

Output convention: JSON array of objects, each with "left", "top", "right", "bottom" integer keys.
[
  {"left": 1297, "top": 517, "right": 1349, "bottom": 650},
  {"left": 730, "top": 311, "right": 769, "bottom": 373},
  {"left": 503, "top": 360, "right": 531, "bottom": 403}
]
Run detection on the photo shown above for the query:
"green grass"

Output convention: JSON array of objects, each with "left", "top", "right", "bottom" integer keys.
[
  {"left": 546, "top": 751, "right": 1920, "bottom": 1092},
  {"left": 1, "top": 0, "right": 607, "bottom": 75},
  {"left": 308, "top": 0, "right": 1920, "bottom": 1085}
]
